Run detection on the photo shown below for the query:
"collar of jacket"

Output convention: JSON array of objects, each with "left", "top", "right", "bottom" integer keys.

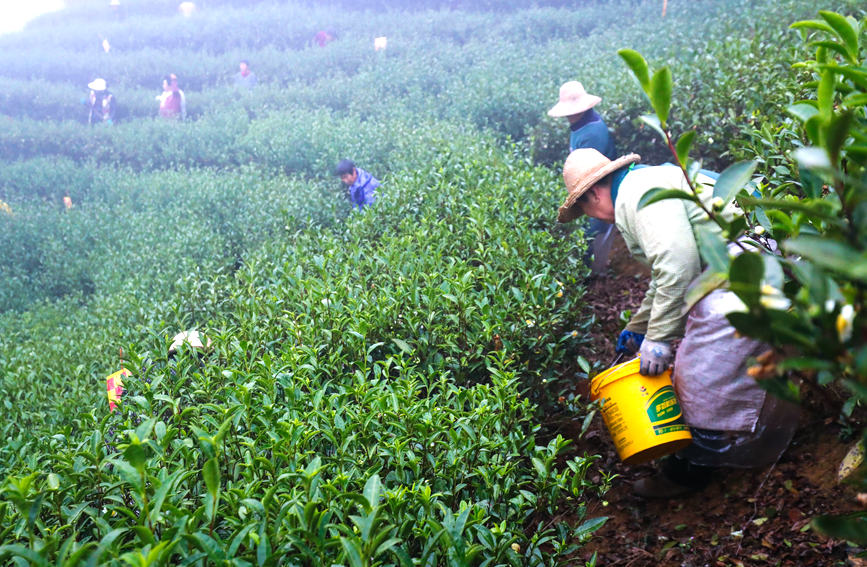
[
  {"left": 569, "top": 108, "right": 601, "bottom": 131},
  {"left": 352, "top": 168, "right": 373, "bottom": 190},
  {"left": 610, "top": 163, "right": 638, "bottom": 205}
]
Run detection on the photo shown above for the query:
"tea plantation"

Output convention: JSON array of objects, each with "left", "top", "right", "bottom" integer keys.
[{"left": 0, "top": 0, "right": 862, "bottom": 564}]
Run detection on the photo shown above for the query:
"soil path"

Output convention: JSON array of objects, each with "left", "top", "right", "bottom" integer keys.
[{"left": 552, "top": 241, "right": 863, "bottom": 566}]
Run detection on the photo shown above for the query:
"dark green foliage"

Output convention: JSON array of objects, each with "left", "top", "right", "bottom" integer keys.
[{"left": 0, "top": 0, "right": 862, "bottom": 563}]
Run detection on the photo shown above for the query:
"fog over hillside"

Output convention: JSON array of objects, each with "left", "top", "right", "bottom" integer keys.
[{"left": 0, "top": 0, "right": 65, "bottom": 35}]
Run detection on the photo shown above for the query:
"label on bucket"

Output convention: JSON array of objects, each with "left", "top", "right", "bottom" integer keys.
[{"left": 646, "top": 385, "right": 689, "bottom": 436}]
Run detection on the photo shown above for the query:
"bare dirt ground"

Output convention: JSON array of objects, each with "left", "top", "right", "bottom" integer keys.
[{"left": 549, "top": 239, "right": 864, "bottom": 566}]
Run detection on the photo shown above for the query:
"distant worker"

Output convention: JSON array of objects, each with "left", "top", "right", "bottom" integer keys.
[
  {"left": 156, "top": 74, "right": 186, "bottom": 120},
  {"left": 109, "top": 0, "right": 125, "bottom": 21},
  {"left": 87, "top": 78, "right": 116, "bottom": 125},
  {"left": 234, "top": 59, "right": 258, "bottom": 89},
  {"left": 336, "top": 159, "right": 379, "bottom": 210},
  {"left": 548, "top": 81, "right": 616, "bottom": 158},
  {"left": 314, "top": 30, "right": 336, "bottom": 47},
  {"left": 178, "top": 1, "right": 196, "bottom": 17},
  {"left": 548, "top": 81, "right": 618, "bottom": 274}
]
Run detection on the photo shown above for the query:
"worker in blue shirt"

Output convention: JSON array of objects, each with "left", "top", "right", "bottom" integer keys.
[
  {"left": 336, "top": 159, "right": 379, "bottom": 210},
  {"left": 548, "top": 81, "right": 618, "bottom": 274}
]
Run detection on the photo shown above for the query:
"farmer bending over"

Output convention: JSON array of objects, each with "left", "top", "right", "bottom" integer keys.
[
  {"left": 558, "top": 148, "right": 799, "bottom": 498},
  {"left": 336, "top": 159, "right": 379, "bottom": 210}
]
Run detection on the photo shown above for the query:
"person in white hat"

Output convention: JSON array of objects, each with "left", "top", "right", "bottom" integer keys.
[
  {"left": 549, "top": 81, "right": 618, "bottom": 274},
  {"left": 548, "top": 81, "right": 616, "bottom": 158},
  {"left": 109, "top": 0, "right": 125, "bottom": 20},
  {"left": 559, "top": 148, "right": 798, "bottom": 498},
  {"left": 87, "top": 78, "right": 116, "bottom": 125}
]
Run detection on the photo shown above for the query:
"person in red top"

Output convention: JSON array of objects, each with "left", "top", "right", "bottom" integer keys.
[
  {"left": 156, "top": 74, "right": 186, "bottom": 120},
  {"left": 314, "top": 30, "right": 336, "bottom": 47}
]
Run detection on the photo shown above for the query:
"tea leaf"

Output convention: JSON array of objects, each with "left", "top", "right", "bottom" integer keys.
[
  {"left": 617, "top": 49, "right": 651, "bottom": 91},
  {"left": 695, "top": 225, "right": 730, "bottom": 274},
  {"left": 637, "top": 188, "right": 696, "bottom": 210},
  {"left": 713, "top": 161, "right": 757, "bottom": 208},
  {"left": 675, "top": 131, "right": 696, "bottom": 167},
  {"left": 649, "top": 67, "right": 673, "bottom": 127},
  {"left": 203, "top": 457, "right": 220, "bottom": 501},
  {"left": 574, "top": 517, "right": 608, "bottom": 540},
  {"left": 818, "top": 11, "right": 859, "bottom": 63}
]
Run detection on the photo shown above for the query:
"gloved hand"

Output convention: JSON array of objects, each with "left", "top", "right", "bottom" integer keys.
[
  {"left": 639, "top": 339, "right": 673, "bottom": 376},
  {"left": 616, "top": 330, "right": 645, "bottom": 355}
]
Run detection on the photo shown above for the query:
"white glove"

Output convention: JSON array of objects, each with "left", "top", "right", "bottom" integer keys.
[{"left": 639, "top": 339, "right": 673, "bottom": 376}]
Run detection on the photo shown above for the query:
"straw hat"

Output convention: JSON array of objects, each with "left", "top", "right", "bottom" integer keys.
[
  {"left": 547, "top": 81, "right": 602, "bottom": 117},
  {"left": 169, "top": 330, "right": 212, "bottom": 354},
  {"left": 88, "top": 78, "right": 107, "bottom": 91},
  {"left": 558, "top": 148, "right": 641, "bottom": 223}
]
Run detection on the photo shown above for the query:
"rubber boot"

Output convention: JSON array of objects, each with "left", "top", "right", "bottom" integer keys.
[{"left": 632, "top": 455, "right": 714, "bottom": 499}]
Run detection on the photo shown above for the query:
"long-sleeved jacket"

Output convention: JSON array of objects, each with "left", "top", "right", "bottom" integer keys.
[
  {"left": 347, "top": 167, "right": 379, "bottom": 209},
  {"left": 570, "top": 110, "right": 618, "bottom": 268},
  {"left": 614, "top": 165, "right": 794, "bottom": 439},
  {"left": 88, "top": 90, "right": 115, "bottom": 125},
  {"left": 615, "top": 166, "right": 720, "bottom": 342},
  {"left": 234, "top": 71, "right": 258, "bottom": 89},
  {"left": 569, "top": 109, "right": 617, "bottom": 158}
]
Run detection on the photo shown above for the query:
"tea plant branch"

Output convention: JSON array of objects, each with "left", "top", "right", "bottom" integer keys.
[{"left": 618, "top": 49, "right": 750, "bottom": 253}]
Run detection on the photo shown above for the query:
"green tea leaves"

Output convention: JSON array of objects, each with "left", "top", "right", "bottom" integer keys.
[
  {"left": 617, "top": 49, "right": 651, "bottom": 91},
  {"left": 713, "top": 161, "right": 758, "bottom": 208},
  {"left": 649, "top": 67, "right": 673, "bottom": 128},
  {"left": 637, "top": 188, "right": 697, "bottom": 210}
]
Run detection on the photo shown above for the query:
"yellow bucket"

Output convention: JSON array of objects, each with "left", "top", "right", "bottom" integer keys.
[{"left": 590, "top": 357, "right": 692, "bottom": 465}]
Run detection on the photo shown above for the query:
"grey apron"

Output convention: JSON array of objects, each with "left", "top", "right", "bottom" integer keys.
[{"left": 672, "top": 289, "right": 799, "bottom": 468}]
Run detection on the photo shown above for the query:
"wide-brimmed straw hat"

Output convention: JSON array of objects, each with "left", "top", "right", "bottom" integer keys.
[
  {"left": 88, "top": 78, "right": 107, "bottom": 91},
  {"left": 547, "top": 81, "right": 601, "bottom": 117},
  {"left": 558, "top": 148, "right": 641, "bottom": 223}
]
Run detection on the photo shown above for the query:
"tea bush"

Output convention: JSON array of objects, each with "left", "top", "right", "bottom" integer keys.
[
  {"left": 1, "top": 0, "right": 863, "bottom": 563},
  {"left": 0, "top": 139, "right": 608, "bottom": 565},
  {"left": 1, "top": 0, "right": 847, "bottom": 150},
  {"left": 0, "top": 165, "right": 333, "bottom": 312}
]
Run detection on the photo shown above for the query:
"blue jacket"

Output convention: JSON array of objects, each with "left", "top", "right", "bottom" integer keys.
[
  {"left": 348, "top": 168, "right": 379, "bottom": 209},
  {"left": 569, "top": 109, "right": 617, "bottom": 159},
  {"left": 234, "top": 71, "right": 258, "bottom": 89}
]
